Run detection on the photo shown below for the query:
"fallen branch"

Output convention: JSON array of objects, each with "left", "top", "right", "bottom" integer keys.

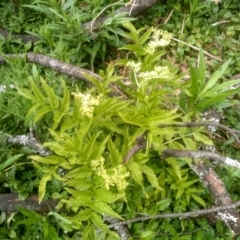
[
  {"left": 0, "top": 53, "right": 102, "bottom": 83},
  {"left": 107, "top": 200, "right": 240, "bottom": 228},
  {"left": 191, "top": 160, "right": 240, "bottom": 235},
  {"left": 159, "top": 121, "right": 240, "bottom": 146},
  {"left": 83, "top": 0, "right": 161, "bottom": 31},
  {"left": 0, "top": 28, "right": 39, "bottom": 44},
  {"left": 162, "top": 149, "right": 240, "bottom": 170},
  {"left": 0, "top": 194, "right": 58, "bottom": 213},
  {"left": 6, "top": 130, "right": 50, "bottom": 156}
]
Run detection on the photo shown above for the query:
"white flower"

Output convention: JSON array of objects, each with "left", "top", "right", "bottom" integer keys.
[
  {"left": 145, "top": 29, "right": 172, "bottom": 55},
  {"left": 72, "top": 92, "right": 103, "bottom": 117},
  {"left": 126, "top": 61, "right": 142, "bottom": 73},
  {"left": 91, "top": 158, "right": 130, "bottom": 190},
  {"left": 138, "top": 66, "right": 170, "bottom": 82}
]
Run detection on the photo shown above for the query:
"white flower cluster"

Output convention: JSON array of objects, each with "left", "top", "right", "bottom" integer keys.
[
  {"left": 72, "top": 92, "right": 103, "bottom": 117},
  {"left": 91, "top": 157, "right": 130, "bottom": 190},
  {"left": 139, "top": 66, "right": 170, "bottom": 82},
  {"left": 126, "top": 61, "right": 142, "bottom": 73},
  {"left": 145, "top": 29, "right": 172, "bottom": 55}
]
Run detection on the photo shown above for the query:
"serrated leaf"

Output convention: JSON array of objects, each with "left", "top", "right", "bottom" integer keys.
[
  {"left": 59, "top": 79, "right": 70, "bottom": 113},
  {"left": 41, "top": 78, "right": 59, "bottom": 110},
  {"left": 30, "top": 79, "right": 45, "bottom": 104},
  {"left": 62, "top": 197, "right": 92, "bottom": 207},
  {"left": 17, "top": 87, "right": 36, "bottom": 102},
  {"left": 156, "top": 198, "right": 171, "bottom": 211},
  {"left": 194, "top": 132, "right": 213, "bottom": 145},
  {"left": 39, "top": 173, "right": 52, "bottom": 203},
  {"left": 64, "top": 178, "right": 92, "bottom": 189},
  {"left": 141, "top": 165, "right": 162, "bottom": 190},
  {"left": 64, "top": 166, "right": 92, "bottom": 179},
  {"left": 91, "top": 212, "right": 112, "bottom": 234},
  {"left": 91, "top": 201, "right": 123, "bottom": 220},
  {"left": 83, "top": 131, "right": 102, "bottom": 162},
  {"left": 93, "top": 189, "right": 125, "bottom": 203},
  {"left": 51, "top": 110, "right": 65, "bottom": 130},
  {"left": 33, "top": 105, "right": 52, "bottom": 123},
  {"left": 127, "top": 161, "right": 143, "bottom": 188},
  {"left": 166, "top": 158, "right": 182, "bottom": 179},
  {"left": 65, "top": 188, "right": 92, "bottom": 198},
  {"left": 66, "top": 209, "right": 92, "bottom": 222},
  {"left": 83, "top": 223, "right": 95, "bottom": 240},
  {"left": 108, "top": 138, "right": 122, "bottom": 165},
  {"left": 191, "top": 194, "right": 206, "bottom": 207},
  {"left": 29, "top": 155, "right": 64, "bottom": 165}
]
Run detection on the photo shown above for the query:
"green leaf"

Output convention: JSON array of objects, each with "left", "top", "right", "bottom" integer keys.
[
  {"left": 91, "top": 41, "right": 101, "bottom": 70},
  {"left": 66, "top": 209, "right": 92, "bottom": 222},
  {"left": 0, "top": 154, "right": 23, "bottom": 171},
  {"left": 39, "top": 173, "right": 52, "bottom": 203},
  {"left": 29, "top": 155, "right": 64, "bottom": 165},
  {"left": 17, "top": 87, "right": 36, "bottom": 102},
  {"left": 41, "top": 78, "right": 59, "bottom": 110},
  {"left": 108, "top": 138, "right": 122, "bottom": 165},
  {"left": 166, "top": 158, "right": 182, "bottom": 179},
  {"left": 156, "top": 199, "right": 171, "bottom": 211},
  {"left": 51, "top": 110, "right": 65, "bottom": 130},
  {"left": 127, "top": 161, "right": 143, "bottom": 188},
  {"left": 33, "top": 105, "right": 52, "bottom": 123},
  {"left": 17, "top": 207, "right": 42, "bottom": 220},
  {"left": 191, "top": 194, "right": 206, "bottom": 207},
  {"left": 194, "top": 132, "right": 213, "bottom": 145},
  {"left": 30, "top": 79, "right": 45, "bottom": 104},
  {"left": 59, "top": 79, "right": 70, "bottom": 113},
  {"left": 198, "top": 59, "right": 231, "bottom": 99},
  {"left": 83, "top": 131, "right": 102, "bottom": 162},
  {"left": 141, "top": 165, "right": 162, "bottom": 190},
  {"left": 65, "top": 188, "right": 92, "bottom": 198},
  {"left": 64, "top": 166, "right": 92, "bottom": 179},
  {"left": 139, "top": 27, "right": 153, "bottom": 45},
  {"left": 83, "top": 223, "right": 95, "bottom": 240},
  {"left": 93, "top": 189, "right": 125, "bottom": 203},
  {"left": 91, "top": 201, "right": 123, "bottom": 219},
  {"left": 91, "top": 212, "right": 113, "bottom": 235},
  {"left": 197, "top": 49, "right": 206, "bottom": 89}
]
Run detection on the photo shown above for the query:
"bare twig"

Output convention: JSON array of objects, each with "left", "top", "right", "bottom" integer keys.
[
  {"left": 159, "top": 122, "right": 240, "bottom": 146},
  {"left": 107, "top": 200, "right": 240, "bottom": 228},
  {"left": 171, "top": 37, "right": 222, "bottom": 62},
  {"left": 162, "top": 149, "right": 240, "bottom": 169}
]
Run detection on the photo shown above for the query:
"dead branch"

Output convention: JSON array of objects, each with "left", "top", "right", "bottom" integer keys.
[
  {"left": 107, "top": 200, "right": 240, "bottom": 228},
  {"left": 0, "top": 28, "right": 39, "bottom": 44},
  {"left": 0, "top": 53, "right": 102, "bottom": 83},
  {"left": 0, "top": 194, "right": 58, "bottom": 213},
  {"left": 83, "top": 0, "right": 162, "bottom": 31},
  {"left": 103, "top": 216, "right": 131, "bottom": 240},
  {"left": 159, "top": 121, "right": 240, "bottom": 146},
  {"left": 191, "top": 160, "right": 240, "bottom": 235},
  {"left": 162, "top": 149, "right": 240, "bottom": 170},
  {"left": 7, "top": 131, "right": 50, "bottom": 156}
]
